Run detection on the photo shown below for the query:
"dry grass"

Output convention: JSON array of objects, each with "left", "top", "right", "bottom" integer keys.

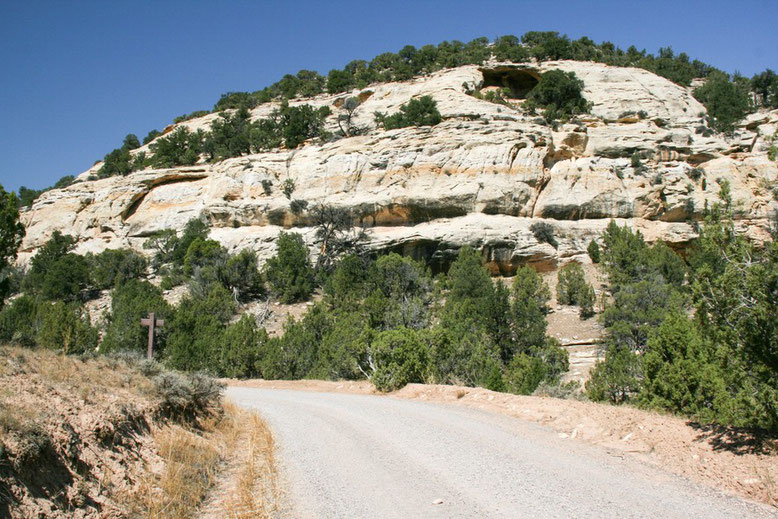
[
  {"left": 199, "top": 401, "right": 281, "bottom": 518},
  {"left": 140, "top": 424, "right": 223, "bottom": 518},
  {"left": 135, "top": 402, "right": 279, "bottom": 519}
]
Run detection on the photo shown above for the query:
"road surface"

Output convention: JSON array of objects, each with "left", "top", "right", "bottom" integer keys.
[{"left": 227, "top": 386, "right": 774, "bottom": 519}]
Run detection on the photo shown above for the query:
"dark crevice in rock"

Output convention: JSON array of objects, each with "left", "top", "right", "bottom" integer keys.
[{"left": 479, "top": 66, "right": 540, "bottom": 99}]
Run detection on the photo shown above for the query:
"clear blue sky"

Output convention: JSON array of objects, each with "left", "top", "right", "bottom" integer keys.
[{"left": 1, "top": 0, "right": 776, "bottom": 193}]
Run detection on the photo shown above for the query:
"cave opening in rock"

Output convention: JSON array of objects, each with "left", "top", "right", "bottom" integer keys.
[{"left": 480, "top": 67, "right": 540, "bottom": 99}]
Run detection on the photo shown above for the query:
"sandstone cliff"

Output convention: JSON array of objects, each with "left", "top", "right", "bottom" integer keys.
[{"left": 19, "top": 61, "right": 778, "bottom": 272}]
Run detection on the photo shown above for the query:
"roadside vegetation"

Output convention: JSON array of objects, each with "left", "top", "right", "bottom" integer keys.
[
  {"left": 2, "top": 173, "right": 778, "bottom": 433},
  {"left": 586, "top": 183, "right": 778, "bottom": 431}
]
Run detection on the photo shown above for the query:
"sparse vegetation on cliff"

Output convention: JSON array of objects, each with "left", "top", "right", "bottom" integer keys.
[{"left": 374, "top": 95, "right": 442, "bottom": 130}]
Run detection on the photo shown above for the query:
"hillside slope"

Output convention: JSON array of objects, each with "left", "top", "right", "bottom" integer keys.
[{"left": 19, "top": 60, "right": 778, "bottom": 272}]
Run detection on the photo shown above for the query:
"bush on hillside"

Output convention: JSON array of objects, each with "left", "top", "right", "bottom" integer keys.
[
  {"left": 149, "top": 127, "right": 204, "bottom": 168},
  {"left": 524, "top": 70, "right": 590, "bottom": 122},
  {"left": 0, "top": 184, "right": 25, "bottom": 307},
  {"left": 693, "top": 72, "right": 750, "bottom": 133},
  {"left": 165, "top": 284, "right": 236, "bottom": 372},
  {"left": 556, "top": 262, "right": 595, "bottom": 318},
  {"left": 375, "top": 96, "right": 442, "bottom": 130},
  {"left": 530, "top": 221, "right": 558, "bottom": 248},
  {"left": 587, "top": 240, "right": 601, "bottom": 263},
  {"left": 510, "top": 265, "right": 551, "bottom": 354},
  {"left": 369, "top": 327, "right": 430, "bottom": 392},
  {"left": 101, "top": 279, "right": 172, "bottom": 355},
  {"left": 88, "top": 248, "right": 148, "bottom": 290},
  {"left": 264, "top": 232, "right": 314, "bottom": 303}
]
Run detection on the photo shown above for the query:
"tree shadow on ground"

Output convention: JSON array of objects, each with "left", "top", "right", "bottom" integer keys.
[{"left": 688, "top": 421, "right": 778, "bottom": 455}]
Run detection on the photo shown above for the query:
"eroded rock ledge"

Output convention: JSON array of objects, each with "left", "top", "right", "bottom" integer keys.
[{"left": 19, "top": 61, "right": 778, "bottom": 271}]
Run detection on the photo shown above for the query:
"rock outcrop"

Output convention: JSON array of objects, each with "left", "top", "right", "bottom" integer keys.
[{"left": 19, "top": 61, "right": 778, "bottom": 272}]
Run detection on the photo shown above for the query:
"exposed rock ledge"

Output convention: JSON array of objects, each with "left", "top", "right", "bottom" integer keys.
[{"left": 18, "top": 61, "right": 778, "bottom": 271}]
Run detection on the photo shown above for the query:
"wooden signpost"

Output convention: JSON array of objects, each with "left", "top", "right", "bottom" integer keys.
[{"left": 140, "top": 312, "right": 165, "bottom": 360}]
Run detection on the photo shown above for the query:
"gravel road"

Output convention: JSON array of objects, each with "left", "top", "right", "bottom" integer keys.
[{"left": 227, "top": 386, "right": 774, "bottom": 519}]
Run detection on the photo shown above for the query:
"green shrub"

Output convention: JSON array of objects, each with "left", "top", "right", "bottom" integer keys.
[
  {"left": 264, "top": 232, "right": 314, "bottom": 303},
  {"left": 98, "top": 134, "right": 143, "bottom": 178},
  {"left": 149, "top": 127, "right": 204, "bottom": 168},
  {"left": 290, "top": 199, "right": 308, "bottom": 214},
  {"left": 587, "top": 240, "right": 600, "bottom": 263},
  {"left": 638, "top": 311, "right": 726, "bottom": 422},
  {"left": 630, "top": 152, "right": 642, "bottom": 168},
  {"left": 323, "top": 254, "right": 369, "bottom": 306},
  {"left": 258, "top": 304, "right": 333, "bottom": 379},
  {"left": 40, "top": 253, "right": 90, "bottom": 302},
  {"left": 511, "top": 266, "right": 550, "bottom": 353},
  {"left": 202, "top": 108, "right": 252, "bottom": 162},
  {"left": 165, "top": 284, "right": 235, "bottom": 372},
  {"left": 15, "top": 176, "right": 75, "bottom": 208},
  {"left": 693, "top": 72, "right": 750, "bottom": 133},
  {"left": 310, "top": 311, "right": 373, "bottom": 380},
  {"left": 279, "top": 103, "right": 331, "bottom": 149},
  {"left": 577, "top": 284, "right": 595, "bottom": 319},
  {"left": 504, "top": 353, "right": 548, "bottom": 395},
  {"left": 22, "top": 232, "right": 74, "bottom": 294},
  {"left": 35, "top": 301, "right": 98, "bottom": 354},
  {"left": 101, "top": 279, "right": 172, "bottom": 355},
  {"left": 216, "top": 315, "right": 268, "bottom": 379},
  {"left": 0, "top": 184, "right": 25, "bottom": 307},
  {"left": 524, "top": 70, "right": 589, "bottom": 122},
  {"left": 0, "top": 295, "right": 38, "bottom": 346},
  {"left": 428, "top": 322, "right": 502, "bottom": 388},
  {"left": 221, "top": 249, "right": 265, "bottom": 302},
  {"left": 365, "top": 253, "right": 432, "bottom": 330},
  {"left": 530, "top": 222, "right": 558, "bottom": 248},
  {"left": 751, "top": 69, "right": 778, "bottom": 108},
  {"left": 556, "top": 262, "right": 596, "bottom": 318},
  {"left": 369, "top": 327, "right": 430, "bottom": 391},
  {"left": 88, "top": 248, "right": 148, "bottom": 290},
  {"left": 15, "top": 230, "right": 90, "bottom": 302},
  {"left": 182, "top": 238, "right": 227, "bottom": 277},
  {"left": 142, "top": 129, "right": 161, "bottom": 145},
  {"left": 521, "top": 31, "right": 573, "bottom": 61},
  {"left": 585, "top": 345, "right": 642, "bottom": 404},
  {"left": 173, "top": 110, "right": 210, "bottom": 124},
  {"left": 375, "top": 95, "right": 441, "bottom": 130}
]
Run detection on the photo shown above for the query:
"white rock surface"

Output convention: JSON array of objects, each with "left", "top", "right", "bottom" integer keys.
[{"left": 20, "top": 62, "right": 778, "bottom": 271}]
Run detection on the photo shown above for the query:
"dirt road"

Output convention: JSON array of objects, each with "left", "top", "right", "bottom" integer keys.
[{"left": 227, "top": 386, "right": 773, "bottom": 518}]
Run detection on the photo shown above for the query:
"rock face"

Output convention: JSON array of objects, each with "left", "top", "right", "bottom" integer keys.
[{"left": 19, "top": 61, "right": 778, "bottom": 272}]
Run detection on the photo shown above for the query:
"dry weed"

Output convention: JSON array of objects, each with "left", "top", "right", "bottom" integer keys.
[
  {"left": 134, "top": 401, "right": 279, "bottom": 518},
  {"left": 198, "top": 401, "right": 280, "bottom": 518},
  {"left": 140, "top": 424, "right": 222, "bottom": 518},
  {"left": 223, "top": 409, "right": 279, "bottom": 518}
]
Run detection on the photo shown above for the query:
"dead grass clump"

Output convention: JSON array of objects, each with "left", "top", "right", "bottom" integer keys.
[
  {"left": 199, "top": 401, "right": 281, "bottom": 518},
  {"left": 142, "top": 424, "right": 222, "bottom": 519},
  {"left": 224, "top": 406, "right": 279, "bottom": 518},
  {"left": 135, "top": 401, "right": 277, "bottom": 518}
]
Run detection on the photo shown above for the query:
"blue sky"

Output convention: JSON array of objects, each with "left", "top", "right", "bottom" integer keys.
[{"left": 1, "top": 0, "right": 776, "bottom": 193}]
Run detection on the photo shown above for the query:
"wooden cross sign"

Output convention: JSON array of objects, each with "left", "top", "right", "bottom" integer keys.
[{"left": 141, "top": 312, "right": 165, "bottom": 359}]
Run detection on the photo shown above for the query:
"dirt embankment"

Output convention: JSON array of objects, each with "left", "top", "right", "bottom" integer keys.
[
  {"left": 229, "top": 379, "right": 777, "bottom": 508},
  {"left": 0, "top": 347, "right": 278, "bottom": 518}
]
